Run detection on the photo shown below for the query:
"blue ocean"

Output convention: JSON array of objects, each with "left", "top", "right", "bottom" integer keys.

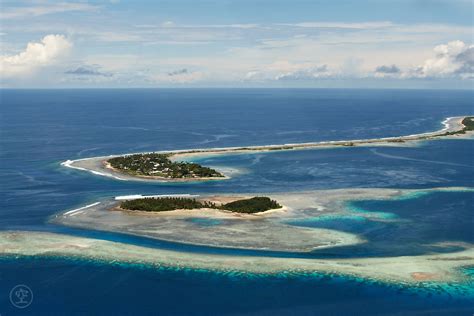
[{"left": 0, "top": 89, "right": 473, "bottom": 315}]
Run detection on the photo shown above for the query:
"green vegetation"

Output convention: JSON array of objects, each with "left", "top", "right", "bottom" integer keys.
[
  {"left": 120, "top": 197, "right": 217, "bottom": 212},
  {"left": 107, "top": 153, "right": 224, "bottom": 179},
  {"left": 220, "top": 197, "right": 282, "bottom": 213},
  {"left": 268, "top": 146, "right": 294, "bottom": 150},
  {"left": 120, "top": 196, "right": 282, "bottom": 214},
  {"left": 462, "top": 116, "right": 474, "bottom": 131},
  {"left": 440, "top": 116, "right": 474, "bottom": 136},
  {"left": 387, "top": 139, "right": 405, "bottom": 143}
]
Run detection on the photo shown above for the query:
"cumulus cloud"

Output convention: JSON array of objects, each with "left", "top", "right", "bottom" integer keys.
[
  {"left": 168, "top": 68, "right": 188, "bottom": 76},
  {"left": 374, "top": 64, "right": 401, "bottom": 78},
  {"left": 65, "top": 66, "right": 112, "bottom": 77},
  {"left": 413, "top": 40, "right": 474, "bottom": 78},
  {"left": 243, "top": 41, "right": 474, "bottom": 83},
  {"left": 454, "top": 46, "right": 474, "bottom": 76},
  {"left": 375, "top": 64, "right": 400, "bottom": 74},
  {"left": 1, "top": 34, "right": 72, "bottom": 77},
  {"left": 276, "top": 65, "right": 329, "bottom": 80},
  {"left": 245, "top": 60, "right": 333, "bottom": 81}
]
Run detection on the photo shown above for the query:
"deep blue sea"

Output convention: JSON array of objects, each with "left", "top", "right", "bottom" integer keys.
[{"left": 1, "top": 89, "right": 473, "bottom": 315}]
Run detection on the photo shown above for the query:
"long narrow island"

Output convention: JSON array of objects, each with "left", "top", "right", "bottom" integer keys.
[{"left": 62, "top": 116, "right": 474, "bottom": 182}]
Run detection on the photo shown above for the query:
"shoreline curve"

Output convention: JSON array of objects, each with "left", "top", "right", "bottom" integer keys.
[{"left": 61, "top": 116, "right": 473, "bottom": 182}]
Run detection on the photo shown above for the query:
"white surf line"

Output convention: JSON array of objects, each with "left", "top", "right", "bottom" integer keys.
[
  {"left": 159, "top": 116, "right": 467, "bottom": 152},
  {"left": 69, "top": 211, "right": 84, "bottom": 217},
  {"left": 63, "top": 202, "right": 101, "bottom": 216},
  {"left": 115, "top": 194, "right": 200, "bottom": 201},
  {"left": 60, "top": 116, "right": 471, "bottom": 176},
  {"left": 61, "top": 159, "right": 127, "bottom": 181},
  {"left": 401, "top": 116, "right": 459, "bottom": 138},
  {"left": 442, "top": 117, "right": 452, "bottom": 131},
  {"left": 139, "top": 116, "right": 467, "bottom": 153}
]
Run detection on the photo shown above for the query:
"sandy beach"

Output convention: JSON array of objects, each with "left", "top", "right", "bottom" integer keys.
[
  {"left": 52, "top": 192, "right": 365, "bottom": 252},
  {"left": 112, "top": 195, "right": 288, "bottom": 219},
  {"left": 61, "top": 116, "right": 473, "bottom": 182},
  {"left": 52, "top": 187, "right": 473, "bottom": 253}
]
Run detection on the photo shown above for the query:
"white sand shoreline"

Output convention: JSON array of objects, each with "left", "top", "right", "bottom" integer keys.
[
  {"left": 60, "top": 116, "right": 473, "bottom": 182},
  {"left": 52, "top": 187, "right": 474, "bottom": 253},
  {"left": 52, "top": 191, "right": 365, "bottom": 253}
]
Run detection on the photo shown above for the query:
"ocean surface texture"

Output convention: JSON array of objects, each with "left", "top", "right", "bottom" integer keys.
[{"left": 0, "top": 89, "right": 473, "bottom": 315}]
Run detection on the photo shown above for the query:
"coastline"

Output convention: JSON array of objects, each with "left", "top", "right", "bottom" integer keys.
[
  {"left": 112, "top": 195, "right": 287, "bottom": 218},
  {"left": 45, "top": 115, "right": 474, "bottom": 290},
  {"left": 52, "top": 187, "right": 473, "bottom": 253},
  {"left": 102, "top": 160, "right": 231, "bottom": 182},
  {"left": 52, "top": 192, "right": 364, "bottom": 253},
  {"left": 61, "top": 116, "right": 473, "bottom": 182},
  {"left": 1, "top": 230, "right": 473, "bottom": 287}
]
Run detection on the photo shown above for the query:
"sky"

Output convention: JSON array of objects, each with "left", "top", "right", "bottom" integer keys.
[{"left": 0, "top": 0, "right": 473, "bottom": 88}]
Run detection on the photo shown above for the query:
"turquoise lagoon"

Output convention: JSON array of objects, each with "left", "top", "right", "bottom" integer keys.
[{"left": 1, "top": 89, "right": 473, "bottom": 315}]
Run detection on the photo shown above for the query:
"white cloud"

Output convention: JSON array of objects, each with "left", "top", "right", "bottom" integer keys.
[
  {"left": 280, "top": 21, "right": 394, "bottom": 30},
  {"left": 276, "top": 65, "right": 330, "bottom": 80},
  {"left": 2, "top": 2, "right": 100, "bottom": 19},
  {"left": 245, "top": 60, "right": 334, "bottom": 81},
  {"left": 1, "top": 34, "right": 72, "bottom": 77},
  {"left": 411, "top": 40, "right": 474, "bottom": 78}
]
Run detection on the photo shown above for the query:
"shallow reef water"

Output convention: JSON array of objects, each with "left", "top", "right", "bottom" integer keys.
[
  {"left": 1, "top": 89, "right": 473, "bottom": 314},
  {"left": 345, "top": 203, "right": 399, "bottom": 220},
  {"left": 186, "top": 217, "right": 223, "bottom": 226},
  {"left": 1, "top": 255, "right": 473, "bottom": 315}
]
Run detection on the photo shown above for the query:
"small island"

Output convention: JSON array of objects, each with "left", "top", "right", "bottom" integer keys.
[
  {"left": 119, "top": 196, "right": 282, "bottom": 214},
  {"left": 62, "top": 116, "right": 474, "bottom": 182},
  {"left": 106, "top": 153, "right": 224, "bottom": 179},
  {"left": 441, "top": 116, "right": 474, "bottom": 136}
]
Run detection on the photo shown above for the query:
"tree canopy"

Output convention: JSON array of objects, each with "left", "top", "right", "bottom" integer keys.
[{"left": 120, "top": 196, "right": 282, "bottom": 214}]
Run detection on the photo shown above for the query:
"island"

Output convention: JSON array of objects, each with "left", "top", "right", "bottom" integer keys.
[
  {"left": 52, "top": 192, "right": 365, "bottom": 252},
  {"left": 106, "top": 153, "right": 224, "bottom": 180},
  {"left": 62, "top": 116, "right": 474, "bottom": 182},
  {"left": 119, "top": 196, "right": 282, "bottom": 214},
  {"left": 42, "top": 187, "right": 474, "bottom": 286},
  {"left": 441, "top": 116, "right": 474, "bottom": 136}
]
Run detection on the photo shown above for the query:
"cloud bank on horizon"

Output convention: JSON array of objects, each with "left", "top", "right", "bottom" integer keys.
[{"left": 0, "top": 0, "right": 472, "bottom": 88}]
